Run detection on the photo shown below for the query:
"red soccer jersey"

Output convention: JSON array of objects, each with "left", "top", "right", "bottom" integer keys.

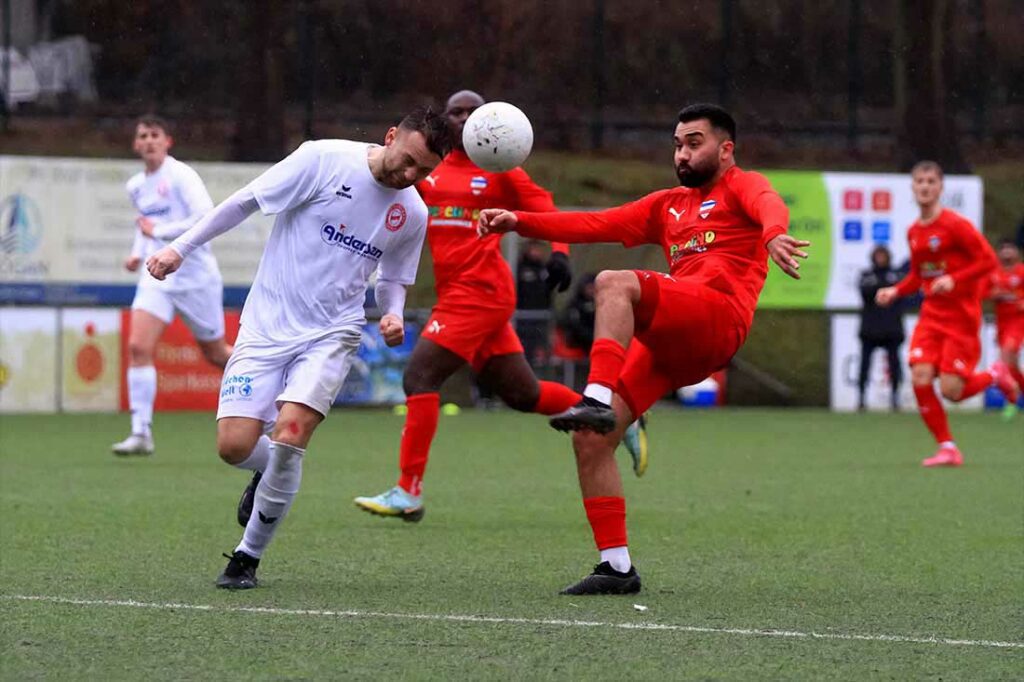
[
  {"left": 513, "top": 165, "right": 789, "bottom": 329},
  {"left": 416, "top": 150, "right": 561, "bottom": 306},
  {"left": 986, "top": 263, "right": 1024, "bottom": 325},
  {"left": 894, "top": 209, "right": 998, "bottom": 335}
]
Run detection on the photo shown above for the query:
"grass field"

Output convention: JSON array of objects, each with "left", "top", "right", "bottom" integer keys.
[{"left": 1, "top": 408, "right": 1022, "bottom": 679}]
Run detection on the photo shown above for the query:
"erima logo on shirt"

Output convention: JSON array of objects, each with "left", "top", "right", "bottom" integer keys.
[
  {"left": 335, "top": 185, "right": 353, "bottom": 199},
  {"left": 321, "top": 223, "right": 384, "bottom": 260}
]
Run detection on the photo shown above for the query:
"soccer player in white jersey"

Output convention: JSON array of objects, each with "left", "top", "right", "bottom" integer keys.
[
  {"left": 113, "top": 115, "right": 233, "bottom": 456},
  {"left": 146, "top": 106, "right": 451, "bottom": 589}
]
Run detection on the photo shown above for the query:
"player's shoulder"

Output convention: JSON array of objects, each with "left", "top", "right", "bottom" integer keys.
[
  {"left": 640, "top": 186, "right": 687, "bottom": 207},
  {"left": 941, "top": 208, "right": 976, "bottom": 230},
  {"left": 163, "top": 156, "right": 205, "bottom": 183},
  {"left": 125, "top": 171, "right": 146, "bottom": 192},
  {"left": 723, "top": 165, "right": 773, "bottom": 192}
]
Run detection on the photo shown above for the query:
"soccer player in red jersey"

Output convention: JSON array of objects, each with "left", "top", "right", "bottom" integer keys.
[
  {"left": 480, "top": 104, "right": 809, "bottom": 594},
  {"left": 984, "top": 239, "right": 1024, "bottom": 418},
  {"left": 876, "top": 161, "right": 1018, "bottom": 467},
  {"left": 354, "top": 90, "right": 648, "bottom": 522}
]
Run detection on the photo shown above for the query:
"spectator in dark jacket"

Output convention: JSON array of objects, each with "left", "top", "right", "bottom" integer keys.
[
  {"left": 560, "top": 273, "right": 597, "bottom": 352},
  {"left": 516, "top": 240, "right": 553, "bottom": 365},
  {"left": 858, "top": 245, "right": 905, "bottom": 410}
]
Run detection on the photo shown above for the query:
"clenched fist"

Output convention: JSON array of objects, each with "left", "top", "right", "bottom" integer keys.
[
  {"left": 146, "top": 246, "right": 184, "bottom": 281},
  {"left": 379, "top": 313, "right": 405, "bottom": 347}
]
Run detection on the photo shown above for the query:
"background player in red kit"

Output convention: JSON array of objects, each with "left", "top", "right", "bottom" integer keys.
[
  {"left": 480, "top": 104, "right": 809, "bottom": 594},
  {"left": 354, "top": 90, "right": 648, "bottom": 521},
  {"left": 983, "top": 239, "right": 1024, "bottom": 419},
  {"left": 876, "top": 162, "right": 1018, "bottom": 467}
]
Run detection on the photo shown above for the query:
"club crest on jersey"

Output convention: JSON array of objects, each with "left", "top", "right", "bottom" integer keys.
[
  {"left": 699, "top": 200, "right": 717, "bottom": 219},
  {"left": 386, "top": 203, "right": 407, "bottom": 232},
  {"left": 928, "top": 235, "right": 941, "bottom": 252},
  {"left": 470, "top": 176, "right": 488, "bottom": 196}
]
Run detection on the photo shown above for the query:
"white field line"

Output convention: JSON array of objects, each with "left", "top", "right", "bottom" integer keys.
[{"left": 3, "top": 594, "right": 1022, "bottom": 651}]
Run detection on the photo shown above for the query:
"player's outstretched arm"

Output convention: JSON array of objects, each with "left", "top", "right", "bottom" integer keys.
[
  {"left": 478, "top": 209, "right": 519, "bottom": 236},
  {"left": 766, "top": 234, "right": 810, "bottom": 280},
  {"left": 146, "top": 188, "right": 258, "bottom": 280},
  {"left": 875, "top": 286, "right": 900, "bottom": 307}
]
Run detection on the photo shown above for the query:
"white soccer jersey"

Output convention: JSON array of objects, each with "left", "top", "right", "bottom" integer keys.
[
  {"left": 126, "top": 156, "right": 221, "bottom": 291},
  {"left": 241, "top": 140, "right": 427, "bottom": 344}
]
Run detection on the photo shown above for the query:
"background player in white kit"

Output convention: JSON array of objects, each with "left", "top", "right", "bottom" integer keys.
[
  {"left": 146, "top": 107, "right": 451, "bottom": 589},
  {"left": 114, "top": 115, "right": 233, "bottom": 456}
]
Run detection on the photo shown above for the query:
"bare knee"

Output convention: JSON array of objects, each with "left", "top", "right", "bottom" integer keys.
[
  {"left": 572, "top": 430, "right": 615, "bottom": 466},
  {"left": 911, "top": 364, "right": 935, "bottom": 387},
  {"left": 939, "top": 375, "right": 963, "bottom": 401},
  {"left": 217, "top": 434, "right": 255, "bottom": 465},
  {"left": 128, "top": 339, "right": 154, "bottom": 366},
  {"left": 403, "top": 362, "right": 445, "bottom": 395}
]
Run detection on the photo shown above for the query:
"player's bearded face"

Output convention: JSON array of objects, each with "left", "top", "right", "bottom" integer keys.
[
  {"left": 674, "top": 122, "right": 723, "bottom": 188},
  {"left": 675, "top": 144, "right": 720, "bottom": 188},
  {"left": 380, "top": 129, "right": 441, "bottom": 189}
]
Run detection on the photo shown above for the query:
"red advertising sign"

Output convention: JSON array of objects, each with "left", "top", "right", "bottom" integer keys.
[{"left": 120, "top": 310, "right": 241, "bottom": 411}]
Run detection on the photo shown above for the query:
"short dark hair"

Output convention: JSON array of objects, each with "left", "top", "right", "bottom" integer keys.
[
  {"left": 911, "top": 160, "right": 943, "bottom": 179},
  {"left": 135, "top": 114, "right": 172, "bottom": 136},
  {"left": 998, "top": 238, "right": 1019, "bottom": 249},
  {"left": 678, "top": 103, "right": 736, "bottom": 142},
  {"left": 399, "top": 105, "right": 453, "bottom": 159}
]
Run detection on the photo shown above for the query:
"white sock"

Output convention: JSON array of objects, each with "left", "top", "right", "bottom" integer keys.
[
  {"left": 237, "top": 441, "right": 304, "bottom": 558},
  {"left": 940, "top": 440, "right": 957, "bottom": 449},
  {"left": 127, "top": 365, "right": 157, "bottom": 437},
  {"left": 234, "top": 435, "right": 272, "bottom": 472},
  {"left": 600, "top": 546, "right": 632, "bottom": 573},
  {"left": 584, "top": 384, "right": 613, "bottom": 406}
]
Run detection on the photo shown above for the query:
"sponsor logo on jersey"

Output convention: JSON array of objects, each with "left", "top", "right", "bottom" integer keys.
[
  {"left": 386, "top": 203, "right": 407, "bottom": 232},
  {"left": 667, "top": 207, "right": 686, "bottom": 221},
  {"left": 221, "top": 374, "right": 254, "bottom": 400},
  {"left": 320, "top": 223, "right": 384, "bottom": 261},
  {"left": 335, "top": 184, "right": 353, "bottom": 199},
  {"left": 699, "top": 200, "right": 717, "bottom": 219},
  {"left": 141, "top": 205, "right": 172, "bottom": 217},
  {"left": 470, "top": 176, "right": 488, "bottom": 196},
  {"left": 670, "top": 231, "right": 717, "bottom": 262},
  {"left": 920, "top": 261, "right": 947, "bottom": 278},
  {"left": 424, "top": 174, "right": 439, "bottom": 187}
]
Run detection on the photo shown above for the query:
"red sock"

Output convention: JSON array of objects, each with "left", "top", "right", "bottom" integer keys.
[
  {"left": 913, "top": 384, "right": 952, "bottom": 444},
  {"left": 397, "top": 393, "right": 440, "bottom": 496},
  {"left": 587, "top": 339, "right": 627, "bottom": 390},
  {"left": 959, "top": 371, "right": 993, "bottom": 400},
  {"left": 583, "top": 496, "right": 628, "bottom": 550},
  {"left": 533, "top": 381, "right": 581, "bottom": 415}
]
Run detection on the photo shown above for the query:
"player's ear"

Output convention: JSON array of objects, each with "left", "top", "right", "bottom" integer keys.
[
  {"left": 720, "top": 139, "right": 734, "bottom": 161},
  {"left": 383, "top": 126, "right": 399, "bottom": 147}
]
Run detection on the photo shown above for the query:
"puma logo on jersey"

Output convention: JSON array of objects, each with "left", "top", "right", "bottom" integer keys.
[
  {"left": 668, "top": 207, "right": 686, "bottom": 221},
  {"left": 427, "top": 320, "right": 445, "bottom": 334},
  {"left": 425, "top": 175, "right": 439, "bottom": 187}
]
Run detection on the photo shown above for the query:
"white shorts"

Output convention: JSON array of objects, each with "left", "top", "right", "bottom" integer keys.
[
  {"left": 132, "top": 283, "right": 226, "bottom": 342},
  {"left": 216, "top": 324, "right": 364, "bottom": 422}
]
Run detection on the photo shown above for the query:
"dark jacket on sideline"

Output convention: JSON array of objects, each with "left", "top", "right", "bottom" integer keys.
[{"left": 859, "top": 266, "right": 905, "bottom": 342}]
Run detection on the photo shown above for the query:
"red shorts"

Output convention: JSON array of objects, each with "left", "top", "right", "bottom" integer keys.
[
  {"left": 908, "top": 322, "right": 980, "bottom": 378},
  {"left": 422, "top": 297, "right": 522, "bottom": 372},
  {"left": 996, "top": 316, "right": 1024, "bottom": 352},
  {"left": 616, "top": 271, "right": 746, "bottom": 419}
]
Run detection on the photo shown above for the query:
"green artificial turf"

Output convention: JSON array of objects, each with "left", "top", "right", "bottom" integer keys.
[{"left": 1, "top": 409, "right": 1021, "bottom": 679}]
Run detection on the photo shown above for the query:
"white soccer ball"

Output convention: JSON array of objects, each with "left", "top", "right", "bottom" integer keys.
[{"left": 462, "top": 102, "right": 534, "bottom": 172}]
